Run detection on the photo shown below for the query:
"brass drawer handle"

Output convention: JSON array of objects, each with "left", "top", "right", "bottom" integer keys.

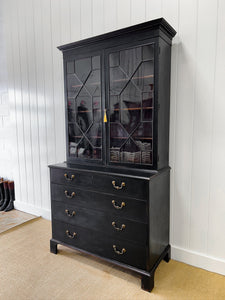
[
  {"left": 113, "top": 245, "right": 126, "bottom": 255},
  {"left": 112, "top": 200, "right": 125, "bottom": 209},
  {"left": 65, "top": 209, "right": 76, "bottom": 217},
  {"left": 112, "top": 180, "right": 125, "bottom": 190},
  {"left": 64, "top": 173, "right": 75, "bottom": 181},
  {"left": 112, "top": 221, "right": 126, "bottom": 231},
  {"left": 64, "top": 190, "right": 75, "bottom": 198},
  {"left": 66, "top": 230, "right": 77, "bottom": 239}
]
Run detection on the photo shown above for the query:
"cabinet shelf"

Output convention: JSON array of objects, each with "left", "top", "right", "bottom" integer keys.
[
  {"left": 70, "top": 74, "right": 154, "bottom": 89},
  {"left": 72, "top": 135, "right": 102, "bottom": 139},
  {"left": 113, "top": 107, "right": 153, "bottom": 111},
  {"left": 111, "top": 137, "right": 152, "bottom": 140},
  {"left": 68, "top": 107, "right": 153, "bottom": 113}
]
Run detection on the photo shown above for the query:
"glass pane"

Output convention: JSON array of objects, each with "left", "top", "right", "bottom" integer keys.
[
  {"left": 93, "top": 96, "right": 101, "bottom": 123},
  {"left": 67, "top": 74, "right": 82, "bottom": 98},
  {"left": 110, "top": 96, "right": 120, "bottom": 123},
  {"left": 110, "top": 123, "right": 128, "bottom": 148},
  {"left": 85, "top": 69, "right": 101, "bottom": 96},
  {"left": 75, "top": 58, "right": 91, "bottom": 83},
  {"left": 77, "top": 137, "right": 93, "bottom": 158},
  {"left": 142, "top": 44, "right": 154, "bottom": 60},
  {"left": 119, "top": 47, "right": 142, "bottom": 77},
  {"left": 120, "top": 139, "right": 141, "bottom": 164},
  {"left": 67, "top": 99, "right": 75, "bottom": 122},
  {"left": 67, "top": 61, "right": 74, "bottom": 74},
  {"left": 132, "top": 122, "right": 153, "bottom": 139},
  {"left": 109, "top": 67, "right": 128, "bottom": 95},
  {"left": 109, "top": 52, "right": 119, "bottom": 67},
  {"left": 92, "top": 56, "right": 100, "bottom": 70},
  {"left": 132, "top": 61, "right": 154, "bottom": 93},
  {"left": 109, "top": 43, "right": 154, "bottom": 165},
  {"left": 66, "top": 55, "right": 102, "bottom": 160},
  {"left": 76, "top": 90, "right": 93, "bottom": 133},
  {"left": 68, "top": 124, "right": 83, "bottom": 156},
  {"left": 87, "top": 123, "right": 102, "bottom": 147}
]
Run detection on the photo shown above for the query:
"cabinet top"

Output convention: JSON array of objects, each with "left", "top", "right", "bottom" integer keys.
[
  {"left": 49, "top": 162, "right": 170, "bottom": 180},
  {"left": 58, "top": 18, "right": 176, "bottom": 52}
]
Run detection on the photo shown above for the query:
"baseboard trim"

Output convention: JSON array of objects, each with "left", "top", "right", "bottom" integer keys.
[
  {"left": 14, "top": 201, "right": 51, "bottom": 220},
  {"left": 171, "top": 245, "right": 225, "bottom": 276}
]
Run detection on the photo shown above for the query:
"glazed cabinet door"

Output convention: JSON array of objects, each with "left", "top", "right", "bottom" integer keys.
[
  {"left": 106, "top": 43, "right": 155, "bottom": 167},
  {"left": 65, "top": 52, "right": 103, "bottom": 163}
]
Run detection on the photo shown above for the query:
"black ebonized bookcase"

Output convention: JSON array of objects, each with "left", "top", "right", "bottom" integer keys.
[{"left": 49, "top": 18, "right": 176, "bottom": 292}]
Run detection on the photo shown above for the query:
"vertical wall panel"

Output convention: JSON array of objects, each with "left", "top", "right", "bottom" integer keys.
[
  {"left": 145, "top": 0, "right": 162, "bottom": 20},
  {"left": 171, "top": 0, "right": 198, "bottom": 249},
  {"left": 131, "top": 0, "right": 146, "bottom": 24},
  {"left": 13, "top": 0, "right": 29, "bottom": 203},
  {"left": 92, "top": 0, "right": 104, "bottom": 35},
  {"left": 25, "top": 0, "right": 42, "bottom": 207},
  {"left": 207, "top": 0, "right": 225, "bottom": 259},
  {"left": 103, "top": 0, "right": 117, "bottom": 32},
  {"left": 81, "top": 0, "right": 92, "bottom": 38},
  {"left": 117, "top": 0, "right": 131, "bottom": 28},
  {"left": 60, "top": 0, "right": 71, "bottom": 44},
  {"left": 70, "top": 0, "right": 81, "bottom": 41},
  {"left": 33, "top": 0, "right": 48, "bottom": 209},
  {"left": 41, "top": 0, "right": 56, "bottom": 209},
  {"left": 1, "top": 0, "right": 20, "bottom": 191},
  {"left": 51, "top": 0, "right": 66, "bottom": 164},
  {"left": 189, "top": 0, "right": 218, "bottom": 253}
]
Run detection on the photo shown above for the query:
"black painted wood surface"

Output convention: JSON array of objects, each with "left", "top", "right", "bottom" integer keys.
[
  {"left": 52, "top": 202, "right": 147, "bottom": 245},
  {"left": 52, "top": 219, "right": 146, "bottom": 270},
  {"left": 51, "top": 183, "right": 147, "bottom": 223},
  {"left": 49, "top": 18, "right": 176, "bottom": 293}
]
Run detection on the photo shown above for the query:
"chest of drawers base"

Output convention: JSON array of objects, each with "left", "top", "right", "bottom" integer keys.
[{"left": 49, "top": 163, "right": 170, "bottom": 292}]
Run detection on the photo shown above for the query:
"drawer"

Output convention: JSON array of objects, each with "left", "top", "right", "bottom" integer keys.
[
  {"left": 52, "top": 202, "right": 147, "bottom": 246},
  {"left": 52, "top": 220, "right": 146, "bottom": 270},
  {"left": 51, "top": 183, "right": 147, "bottom": 223},
  {"left": 50, "top": 168, "right": 92, "bottom": 188},
  {"left": 93, "top": 174, "right": 148, "bottom": 200}
]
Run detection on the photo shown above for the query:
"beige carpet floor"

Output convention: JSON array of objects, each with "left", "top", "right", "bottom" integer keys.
[
  {"left": 0, "top": 209, "right": 38, "bottom": 233},
  {"left": 0, "top": 218, "right": 225, "bottom": 300}
]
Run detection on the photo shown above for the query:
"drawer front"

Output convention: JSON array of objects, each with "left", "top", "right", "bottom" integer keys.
[
  {"left": 50, "top": 168, "right": 92, "bottom": 187},
  {"left": 51, "top": 183, "right": 147, "bottom": 223},
  {"left": 52, "top": 220, "right": 146, "bottom": 270},
  {"left": 52, "top": 202, "right": 147, "bottom": 246},
  {"left": 93, "top": 174, "right": 148, "bottom": 200}
]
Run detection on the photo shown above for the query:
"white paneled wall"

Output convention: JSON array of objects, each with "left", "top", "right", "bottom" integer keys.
[{"left": 1, "top": 0, "right": 225, "bottom": 275}]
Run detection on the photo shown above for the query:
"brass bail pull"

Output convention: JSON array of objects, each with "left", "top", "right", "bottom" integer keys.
[
  {"left": 112, "top": 180, "right": 125, "bottom": 190},
  {"left": 112, "top": 221, "right": 126, "bottom": 231},
  {"left": 112, "top": 200, "right": 125, "bottom": 210},
  {"left": 113, "top": 245, "right": 126, "bottom": 255},
  {"left": 64, "top": 190, "right": 75, "bottom": 199},
  {"left": 64, "top": 174, "right": 75, "bottom": 181}
]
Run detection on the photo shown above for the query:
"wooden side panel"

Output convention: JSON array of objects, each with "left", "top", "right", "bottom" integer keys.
[
  {"left": 149, "top": 169, "right": 170, "bottom": 269},
  {"left": 157, "top": 38, "right": 171, "bottom": 170}
]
